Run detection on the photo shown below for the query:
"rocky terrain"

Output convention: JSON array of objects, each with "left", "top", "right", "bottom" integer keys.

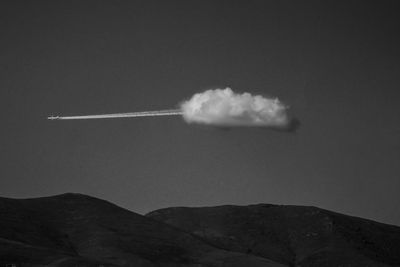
[{"left": 0, "top": 193, "right": 399, "bottom": 266}]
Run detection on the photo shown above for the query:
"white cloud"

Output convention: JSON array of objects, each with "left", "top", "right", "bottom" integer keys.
[{"left": 180, "top": 88, "right": 292, "bottom": 128}]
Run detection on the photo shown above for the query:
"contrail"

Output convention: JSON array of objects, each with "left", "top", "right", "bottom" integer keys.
[
  {"left": 48, "top": 109, "right": 183, "bottom": 120},
  {"left": 47, "top": 88, "right": 298, "bottom": 131}
]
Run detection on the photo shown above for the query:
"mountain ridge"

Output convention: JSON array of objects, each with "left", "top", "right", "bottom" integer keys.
[
  {"left": 147, "top": 203, "right": 400, "bottom": 266},
  {"left": 0, "top": 193, "right": 399, "bottom": 267},
  {"left": 147, "top": 202, "right": 400, "bottom": 228}
]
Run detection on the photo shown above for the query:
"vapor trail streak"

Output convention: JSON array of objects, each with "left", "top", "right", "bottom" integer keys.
[{"left": 48, "top": 109, "right": 183, "bottom": 120}]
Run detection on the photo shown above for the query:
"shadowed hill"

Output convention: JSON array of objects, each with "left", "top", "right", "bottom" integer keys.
[
  {"left": 0, "top": 194, "right": 284, "bottom": 267},
  {"left": 146, "top": 204, "right": 400, "bottom": 267},
  {"left": 1, "top": 194, "right": 400, "bottom": 266}
]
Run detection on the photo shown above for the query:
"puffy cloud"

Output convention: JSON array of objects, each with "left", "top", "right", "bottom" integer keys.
[{"left": 180, "top": 88, "right": 295, "bottom": 129}]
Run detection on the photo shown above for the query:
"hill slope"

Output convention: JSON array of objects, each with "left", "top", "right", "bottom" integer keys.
[
  {"left": 146, "top": 204, "right": 400, "bottom": 267},
  {"left": 1, "top": 194, "right": 399, "bottom": 266},
  {"left": 0, "top": 194, "right": 284, "bottom": 267}
]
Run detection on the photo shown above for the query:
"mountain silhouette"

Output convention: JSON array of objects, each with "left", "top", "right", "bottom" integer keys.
[
  {"left": 0, "top": 194, "right": 399, "bottom": 266},
  {"left": 147, "top": 204, "right": 400, "bottom": 267},
  {"left": 0, "top": 193, "right": 284, "bottom": 267}
]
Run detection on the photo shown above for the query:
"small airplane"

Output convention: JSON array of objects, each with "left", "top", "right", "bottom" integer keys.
[{"left": 47, "top": 115, "right": 60, "bottom": 120}]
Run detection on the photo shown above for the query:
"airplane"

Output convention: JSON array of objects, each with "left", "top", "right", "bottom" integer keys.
[{"left": 47, "top": 115, "right": 60, "bottom": 120}]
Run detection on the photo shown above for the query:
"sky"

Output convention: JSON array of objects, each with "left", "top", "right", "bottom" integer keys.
[{"left": 0, "top": 0, "right": 399, "bottom": 225}]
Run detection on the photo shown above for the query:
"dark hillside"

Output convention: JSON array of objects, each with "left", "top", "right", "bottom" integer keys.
[
  {"left": 0, "top": 194, "right": 284, "bottom": 267},
  {"left": 147, "top": 204, "right": 400, "bottom": 267},
  {"left": 2, "top": 194, "right": 399, "bottom": 266}
]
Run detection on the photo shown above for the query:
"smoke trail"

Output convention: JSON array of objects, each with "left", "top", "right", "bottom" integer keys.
[
  {"left": 180, "top": 88, "right": 294, "bottom": 129},
  {"left": 48, "top": 109, "right": 182, "bottom": 120}
]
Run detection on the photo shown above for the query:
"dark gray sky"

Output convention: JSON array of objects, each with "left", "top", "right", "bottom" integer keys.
[{"left": 1, "top": 0, "right": 399, "bottom": 225}]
